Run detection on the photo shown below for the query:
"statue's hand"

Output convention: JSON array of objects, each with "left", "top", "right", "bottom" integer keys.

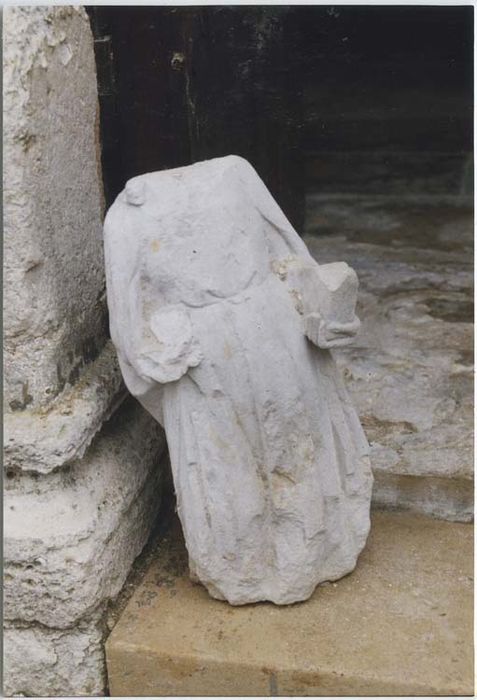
[
  {"left": 305, "top": 312, "right": 361, "bottom": 349},
  {"left": 275, "top": 258, "right": 362, "bottom": 348}
]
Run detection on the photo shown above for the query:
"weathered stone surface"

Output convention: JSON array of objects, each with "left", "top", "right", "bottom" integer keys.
[
  {"left": 5, "top": 342, "right": 125, "bottom": 475},
  {"left": 305, "top": 197, "right": 473, "bottom": 521},
  {"left": 4, "top": 6, "right": 106, "bottom": 411},
  {"left": 4, "top": 398, "right": 166, "bottom": 629},
  {"left": 4, "top": 615, "right": 105, "bottom": 698},
  {"left": 106, "top": 511, "right": 473, "bottom": 697},
  {"left": 104, "top": 155, "right": 373, "bottom": 605},
  {"left": 3, "top": 7, "right": 168, "bottom": 697}
]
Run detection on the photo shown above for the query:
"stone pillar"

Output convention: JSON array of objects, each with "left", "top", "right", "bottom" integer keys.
[{"left": 3, "top": 7, "right": 166, "bottom": 695}]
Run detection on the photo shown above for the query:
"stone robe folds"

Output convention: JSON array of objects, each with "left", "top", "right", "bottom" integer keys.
[{"left": 104, "top": 155, "right": 373, "bottom": 605}]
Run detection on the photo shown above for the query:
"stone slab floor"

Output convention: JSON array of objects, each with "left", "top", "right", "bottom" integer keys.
[{"left": 106, "top": 511, "right": 473, "bottom": 696}]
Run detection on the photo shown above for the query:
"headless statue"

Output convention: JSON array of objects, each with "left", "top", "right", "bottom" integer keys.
[{"left": 104, "top": 155, "right": 373, "bottom": 605}]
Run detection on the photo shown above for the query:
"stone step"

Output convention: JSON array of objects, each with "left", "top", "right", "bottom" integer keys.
[
  {"left": 306, "top": 150, "right": 473, "bottom": 198},
  {"left": 304, "top": 196, "right": 473, "bottom": 522},
  {"left": 105, "top": 511, "right": 473, "bottom": 696}
]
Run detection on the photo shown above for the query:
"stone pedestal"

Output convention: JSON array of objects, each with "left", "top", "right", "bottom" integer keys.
[{"left": 3, "top": 8, "right": 167, "bottom": 696}]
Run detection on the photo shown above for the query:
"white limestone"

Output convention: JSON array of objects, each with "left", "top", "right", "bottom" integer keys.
[
  {"left": 3, "top": 8, "right": 168, "bottom": 695},
  {"left": 4, "top": 616, "right": 105, "bottom": 697},
  {"left": 5, "top": 342, "right": 125, "bottom": 475},
  {"left": 4, "top": 398, "right": 165, "bottom": 628},
  {"left": 3, "top": 395, "right": 166, "bottom": 698},
  {"left": 4, "top": 399, "right": 166, "bottom": 693},
  {"left": 104, "top": 155, "right": 373, "bottom": 605},
  {"left": 3, "top": 6, "right": 106, "bottom": 411}
]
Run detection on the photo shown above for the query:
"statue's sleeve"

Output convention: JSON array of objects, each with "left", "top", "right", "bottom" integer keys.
[
  {"left": 104, "top": 207, "right": 202, "bottom": 396},
  {"left": 237, "top": 158, "right": 361, "bottom": 349}
]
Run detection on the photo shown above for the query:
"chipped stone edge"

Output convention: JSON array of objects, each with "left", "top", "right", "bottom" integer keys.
[
  {"left": 4, "top": 341, "right": 127, "bottom": 474},
  {"left": 372, "top": 470, "right": 473, "bottom": 523}
]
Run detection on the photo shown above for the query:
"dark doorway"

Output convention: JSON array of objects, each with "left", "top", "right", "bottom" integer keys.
[
  {"left": 88, "top": 6, "right": 305, "bottom": 229},
  {"left": 88, "top": 6, "right": 473, "bottom": 231}
]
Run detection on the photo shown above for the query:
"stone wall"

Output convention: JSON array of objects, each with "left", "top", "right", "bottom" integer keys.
[
  {"left": 3, "top": 7, "right": 166, "bottom": 695},
  {"left": 305, "top": 196, "right": 473, "bottom": 523},
  {"left": 4, "top": 6, "right": 106, "bottom": 411}
]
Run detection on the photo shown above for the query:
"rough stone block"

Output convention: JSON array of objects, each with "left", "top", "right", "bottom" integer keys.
[
  {"left": 4, "top": 398, "right": 166, "bottom": 629},
  {"left": 305, "top": 197, "right": 473, "bottom": 521},
  {"left": 3, "top": 7, "right": 169, "bottom": 697},
  {"left": 4, "top": 6, "right": 107, "bottom": 410},
  {"left": 5, "top": 341, "right": 125, "bottom": 475},
  {"left": 4, "top": 615, "right": 105, "bottom": 697}
]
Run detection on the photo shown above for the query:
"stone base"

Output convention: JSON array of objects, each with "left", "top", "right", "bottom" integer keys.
[
  {"left": 106, "top": 511, "right": 473, "bottom": 696},
  {"left": 5, "top": 398, "right": 166, "bottom": 628},
  {"left": 4, "top": 615, "right": 105, "bottom": 697},
  {"left": 4, "top": 398, "right": 167, "bottom": 696}
]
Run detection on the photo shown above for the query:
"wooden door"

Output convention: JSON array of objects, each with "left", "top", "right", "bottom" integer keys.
[{"left": 88, "top": 6, "right": 305, "bottom": 232}]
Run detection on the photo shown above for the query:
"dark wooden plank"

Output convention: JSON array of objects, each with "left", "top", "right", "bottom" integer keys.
[{"left": 88, "top": 6, "right": 305, "bottom": 230}]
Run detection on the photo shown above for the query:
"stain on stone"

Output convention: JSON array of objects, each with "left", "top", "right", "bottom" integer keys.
[
  {"left": 9, "top": 381, "right": 33, "bottom": 411},
  {"left": 425, "top": 297, "right": 473, "bottom": 324},
  {"left": 23, "top": 382, "right": 33, "bottom": 408},
  {"left": 135, "top": 588, "right": 158, "bottom": 608},
  {"left": 17, "top": 131, "right": 37, "bottom": 152},
  {"left": 164, "top": 656, "right": 199, "bottom": 681},
  {"left": 268, "top": 670, "right": 279, "bottom": 696},
  {"left": 154, "top": 572, "right": 178, "bottom": 590},
  {"left": 68, "top": 365, "right": 80, "bottom": 386},
  {"left": 291, "top": 670, "right": 322, "bottom": 687},
  {"left": 24, "top": 258, "right": 43, "bottom": 272},
  {"left": 361, "top": 415, "right": 417, "bottom": 442},
  {"left": 56, "top": 363, "right": 66, "bottom": 394},
  {"left": 81, "top": 336, "right": 99, "bottom": 364},
  {"left": 457, "top": 350, "right": 474, "bottom": 366},
  {"left": 53, "top": 331, "right": 106, "bottom": 398}
]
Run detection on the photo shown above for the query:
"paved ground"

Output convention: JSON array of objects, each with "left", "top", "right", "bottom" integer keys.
[{"left": 106, "top": 510, "right": 473, "bottom": 696}]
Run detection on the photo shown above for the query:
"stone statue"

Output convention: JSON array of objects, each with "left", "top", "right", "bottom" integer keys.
[{"left": 104, "top": 155, "right": 373, "bottom": 605}]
